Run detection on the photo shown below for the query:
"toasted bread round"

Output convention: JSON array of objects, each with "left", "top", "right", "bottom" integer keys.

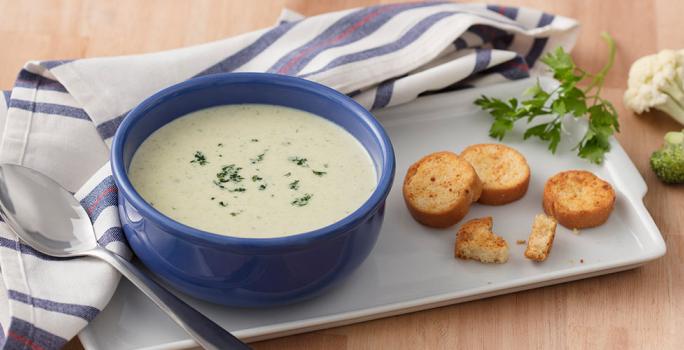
[
  {"left": 543, "top": 170, "right": 615, "bottom": 229},
  {"left": 403, "top": 151, "right": 482, "bottom": 228},
  {"left": 461, "top": 143, "right": 530, "bottom": 205}
]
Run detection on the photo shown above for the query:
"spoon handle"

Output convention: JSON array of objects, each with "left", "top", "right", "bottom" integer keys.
[{"left": 89, "top": 247, "right": 251, "bottom": 350}]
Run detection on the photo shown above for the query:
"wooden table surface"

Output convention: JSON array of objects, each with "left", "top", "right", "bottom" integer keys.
[{"left": 0, "top": 0, "right": 682, "bottom": 349}]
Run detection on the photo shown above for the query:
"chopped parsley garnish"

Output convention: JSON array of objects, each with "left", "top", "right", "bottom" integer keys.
[
  {"left": 251, "top": 138, "right": 259, "bottom": 142},
  {"left": 216, "top": 164, "right": 244, "bottom": 183},
  {"left": 215, "top": 164, "right": 245, "bottom": 191},
  {"left": 259, "top": 184, "right": 267, "bottom": 190},
  {"left": 312, "top": 170, "right": 327, "bottom": 176},
  {"left": 210, "top": 197, "right": 215, "bottom": 200},
  {"left": 230, "top": 211, "right": 243, "bottom": 216},
  {"left": 289, "top": 156, "right": 308, "bottom": 167},
  {"left": 289, "top": 180, "right": 300, "bottom": 190},
  {"left": 252, "top": 175, "right": 263, "bottom": 182},
  {"left": 291, "top": 193, "right": 313, "bottom": 207},
  {"left": 190, "top": 151, "right": 208, "bottom": 165},
  {"left": 213, "top": 180, "right": 225, "bottom": 189},
  {"left": 219, "top": 201, "right": 228, "bottom": 207},
  {"left": 284, "top": 172, "right": 291, "bottom": 177},
  {"left": 217, "top": 143, "right": 223, "bottom": 147},
  {"left": 250, "top": 150, "right": 267, "bottom": 164}
]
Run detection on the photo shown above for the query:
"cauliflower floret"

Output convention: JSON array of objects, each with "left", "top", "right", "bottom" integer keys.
[{"left": 624, "top": 49, "right": 684, "bottom": 124}]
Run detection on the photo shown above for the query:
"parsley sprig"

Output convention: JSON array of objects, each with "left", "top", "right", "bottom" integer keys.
[{"left": 474, "top": 32, "right": 619, "bottom": 164}]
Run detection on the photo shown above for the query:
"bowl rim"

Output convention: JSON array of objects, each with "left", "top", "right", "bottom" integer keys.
[{"left": 111, "top": 72, "right": 395, "bottom": 250}]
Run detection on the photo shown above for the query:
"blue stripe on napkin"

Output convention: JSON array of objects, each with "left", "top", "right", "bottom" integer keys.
[
  {"left": 372, "top": 80, "right": 395, "bottom": 109},
  {"left": 96, "top": 113, "right": 126, "bottom": 140},
  {"left": 488, "top": 54, "right": 530, "bottom": 80},
  {"left": 268, "top": 2, "right": 444, "bottom": 75},
  {"left": 300, "top": 10, "right": 459, "bottom": 78},
  {"left": 79, "top": 176, "right": 118, "bottom": 222},
  {"left": 8, "top": 99, "right": 90, "bottom": 121},
  {"left": 8, "top": 291, "right": 100, "bottom": 322},
  {"left": 97, "top": 227, "right": 126, "bottom": 247},
  {"left": 40, "top": 60, "right": 73, "bottom": 69},
  {"left": 525, "top": 13, "right": 555, "bottom": 66},
  {"left": 5, "top": 317, "right": 67, "bottom": 350},
  {"left": 486, "top": 5, "right": 519, "bottom": 20},
  {"left": 15, "top": 70, "right": 68, "bottom": 93},
  {"left": 468, "top": 25, "right": 514, "bottom": 50},
  {"left": 0, "top": 237, "right": 74, "bottom": 261},
  {"left": 195, "top": 21, "right": 299, "bottom": 77},
  {"left": 473, "top": 49, "right": 492, "bottom": 72}
]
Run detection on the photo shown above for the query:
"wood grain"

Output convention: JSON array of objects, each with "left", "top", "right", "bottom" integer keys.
[{"left": 0, "top": 1, "right": 681, "bottom": 349}]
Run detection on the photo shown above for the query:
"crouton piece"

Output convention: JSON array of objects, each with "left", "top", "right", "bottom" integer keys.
[
  {"left": 461, "top": 144, "right": 530, "bottom": 205},
  {"left": 543, "top": 170, "right": 615, "bottom": 229},
  {"left": 455, "top": 217, "right": 509, "bottom": 263},
  {"left": 524, "top": 214, "right": 557, "bottom": 262},
  {"left": 403, "top": 151, "right": 482, "bottom": 228}
]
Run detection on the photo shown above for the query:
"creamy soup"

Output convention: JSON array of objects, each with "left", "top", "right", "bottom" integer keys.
[{"left": 128, "top": 104, "right": 377, "bottom": 238}]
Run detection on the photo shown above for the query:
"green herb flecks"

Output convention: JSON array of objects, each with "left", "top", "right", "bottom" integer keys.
[
  {"left": 230, "top": 210, "right": 243, "bottom": 216},
  {"left": 251, "top": 138, "right": 259, "bottom": 142},
  {"left": 215, "top": 164, "right": 245, "bottom": 191},
  {"left": 312, "top": 170, "right": 327, "bottom": 176},
  {"left": 289, "top": 180, "right": 300, "bottom": 190},
  {"left": 284, "top": 172, "right": 291, "bottom": 177},
  {"left": 217, "top": 143, "right": 223, "bottom": 147},
  {"left": 250, "top": 150, "right": 267, "bottom": 164},
  {"left": 291, "top": 193, "right": 313, "bottom": 207},
  {"left": 252, "top": 175, "right": 263, "bottom": 182},
  {"left": 218, "top": 201, "right": 228, "bottom": 207},
  {"left": 213, "top": 180, "right": 225, "bottom": 189},
  {"left": 474, "top": 32, "right": 618, "bottom": 164},
  {"left": 190, "top": 151, "right": 208, "bottom": 165},
  {"left": 216, "top": 164, "right": 244, "bottom": 183},
  {"left": 289, "top": 156, "right": 308, "bottom": 167},
  {"left": 259, "top": 184, "right": 267, "bottom": 191}
]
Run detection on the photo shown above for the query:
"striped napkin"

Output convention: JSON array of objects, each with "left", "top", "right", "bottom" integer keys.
[{"left": 0, "top": 2, "right": 577, "bottom": 348}]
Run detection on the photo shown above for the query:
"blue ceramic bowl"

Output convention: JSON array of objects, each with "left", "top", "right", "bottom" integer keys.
[{"left": 111, "top": 73, "right": 395, "bottom": 307}]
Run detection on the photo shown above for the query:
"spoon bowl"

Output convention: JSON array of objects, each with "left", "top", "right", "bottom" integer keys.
[
  {"left": 0, "top": 164, "right": 98, "bottom": 256},
  {"left": 0, "top": 163, "right": 249, "bottom": 350}
]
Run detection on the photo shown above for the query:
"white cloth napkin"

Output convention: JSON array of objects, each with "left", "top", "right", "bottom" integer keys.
[{"left": 0, "top": 3, "right": 577, "bottom": 348}]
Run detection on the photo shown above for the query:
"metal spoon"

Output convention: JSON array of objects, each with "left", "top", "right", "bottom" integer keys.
[{"left": 0, "top": 164, "right": 250, "bottom": 350}]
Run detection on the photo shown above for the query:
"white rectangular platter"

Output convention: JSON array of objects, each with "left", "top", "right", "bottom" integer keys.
[{"left": 79, "top": 78, "right": 666, "bottom": 350}]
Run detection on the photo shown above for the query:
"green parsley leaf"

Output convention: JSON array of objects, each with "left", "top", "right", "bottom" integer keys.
[{"left": 474, "top": 32, "right": 618, "bottom": 164}]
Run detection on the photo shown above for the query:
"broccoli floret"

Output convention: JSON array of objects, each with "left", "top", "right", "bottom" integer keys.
[{"left": 650, "top": 130, "right": 684, "bottom": 183}]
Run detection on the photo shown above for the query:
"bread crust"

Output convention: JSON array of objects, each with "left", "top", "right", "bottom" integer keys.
[
  {"left": 543, "top": 170, "right": 615, "bottom": 229},
  {"left": 403, "top": 151, "right": 482, "bottom": 228},
  {"left": 461, "top": 144, "right": 530, "bottom": 205}
]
